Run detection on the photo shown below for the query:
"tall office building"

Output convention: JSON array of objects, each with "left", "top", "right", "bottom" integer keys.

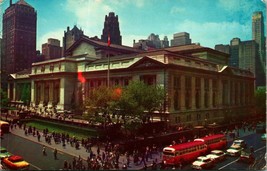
[
  {"left": 101, "top": 12, "right": 122, "bottom": 45},
  {"left": 215, "top": 37, "right": 265, "bottom": 87},
  {"left": 214, "top": 44, "right": 230, "bottom": 54},
  {"left": 1, "top": 0, "right": 37, "bottom": 88},
  {"left": 161, "top": 36, "right": 169, "bottom": 48},
  {"left": 42, "top": 38, "right": 62, "bottom": 60},
  {"left": 63, "top": 25, "right": 84, "bottom": 56},
  {"left": 252, "top": 11, "right": 265, "bottom": 67},
  {"left": 171, "top": 32, "right": 192, "bottom": 46},
  {"left": 133, "top": 34, "right": 169, "bottom": 50},
  {"left": 230, "top": 38, "right": 241, "bottom": 67}
]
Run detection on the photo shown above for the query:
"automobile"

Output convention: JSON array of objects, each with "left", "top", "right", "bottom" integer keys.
[
  {"left": 256, "top": 123, "right": 266, "bottom": 133},
  {"left": 2, "top": 155, "right": 30, "bottom": 170},
  {"left": 261, "top": 133, "right": 266, "bottom": 141},
  {"left": 237, "top": 151, "right": 255, "bottom": 164},
  {"left": 206, "top": 150, "right": 226, "bottom": 163},
  {"left": 191, "top": 156, "right": 214, "bottom": 170},
  {"left": 231, "top": 139, "right": 247, "bottom": 148},
  {"left": 0, "top": 147, "right": 12, "bottom": 159},
  {"left": 226, "top": 145, "right": 243, "bottom": 156}
]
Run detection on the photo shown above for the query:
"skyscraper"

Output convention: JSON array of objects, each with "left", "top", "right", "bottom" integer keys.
[
  {"left": 101, "top": 12, "right": 122, "bottom": 45},
  {"left": 42, "top": 38, "right": 62, "bottom": 60},
  {"left": 171, "top": 32, "right": 192, "bottom": 46},
  {"left": 63, "top": 25, "right": 84, "bottom": 56},
  {"left": 252, "top": 11, "right": 266, "bottom": 69},
  {"left": 1, "top": 0, "right": 37, "bottom": 88}
]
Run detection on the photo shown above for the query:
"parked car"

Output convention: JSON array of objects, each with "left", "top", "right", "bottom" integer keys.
[
  {"left": 231, "top": 139, "right": 247, "bottom": 148},
  {"left": 261, "top": 133, "right": 266, "bottom": 141},
  {"left": 206, "top": 150, "right": 226, "bottom": 163},
  {"left": 226, "top": 145, "right": 243, "bottom": 156},
  {"left": 2, "top": 155, "right": 30, "bottom": 170},
  {"left": 256, "top": 123, "right": 266, "bottom": 133},
  {"left": 0, "top": 147, "right": 12, "bottom": 159},
  {"left": 237, "top": 151, "right": 255, "bottom": 164},
  {"left": 191, "top": 156, "right": 214, "bottom": 170}
]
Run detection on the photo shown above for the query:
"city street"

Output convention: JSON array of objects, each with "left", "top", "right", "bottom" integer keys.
[{"left": 1, "top": 126, "right": 266, "bottom": 170}]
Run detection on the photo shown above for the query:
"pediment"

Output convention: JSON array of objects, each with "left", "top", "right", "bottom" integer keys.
[
  {"left": 220, "top": 66, "right": 234, "bottom": 75},
  {"left": 129, "top": 56, "right": 165, "bottom": 69}
]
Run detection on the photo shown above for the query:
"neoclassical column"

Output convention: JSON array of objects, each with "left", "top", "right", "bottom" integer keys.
[
  {"left": 7, "top": 83, "right": 10, "bottom": 99},
  {"left": 209, "top": 78, "right": 213, "bottom": 108},
  {"left": 217, "top": 79, "right": 223, "bottom": 107},
  {"left": 48, "top": 81, "right": 54, "bottom": 106},
  {"left": 40, "top": 81, "right": 45, "bottom": 104},
  {"left": 191, "top": 76, "right": 196, "bottom": 110},
  {"left": 200, "top": 77, "right": 205, "bottom": 109},
  {"left": 13, "top": 82, "right": 16, "bottom": 101},
  {"left": 58, "top": 78, "right": 65, "bottom": 110},
  {"left": 232, "top": 81, "right": 236, "bottom": 105},
  {"left": 180, "top": 75, "right": 185, "bottom": 110},
  {"left": 31, "top": 80, "right": 35, "bottom": 106},
  {"left": 226, "top": 80, "right": 230, "bottom": 106}
]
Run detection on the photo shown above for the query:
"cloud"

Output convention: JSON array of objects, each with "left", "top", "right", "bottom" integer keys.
[
  {"left": 170, "top": 7, "right": 186, "bottom": 14},
  {"left": 65, "top": 0, "right": 113, "bottom": 37},
  {"left": 37, "top": 29, "right": 65, "bottom": 51},
  {"left": 64, "top": 0, "right": 147, "bottom": 38},
  {"left": 175, "top": 20, "right": 250, "bottom": 48}
]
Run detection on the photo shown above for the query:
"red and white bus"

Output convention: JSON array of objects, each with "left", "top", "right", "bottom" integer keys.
[
  {"left": 194, "top": 134, "right": 227, "bottom": 152},
  {"left": 0, "top": 120, "right": 10, "bottom": 134},
  {"left": 162, "top": 141, "right": 207, "bottom": 166}
]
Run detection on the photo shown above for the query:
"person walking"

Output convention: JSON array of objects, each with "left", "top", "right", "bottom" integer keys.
[
  {"left": 42, "top": 146, "right": 46, "bottom": 156},
  {"left": 54, "top": 148, "right": 58, "bottom": 159}
]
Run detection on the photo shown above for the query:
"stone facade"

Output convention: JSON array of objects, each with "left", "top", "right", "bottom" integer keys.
[{"left": 8, "top": 38, "right": 255, "bottom": 127}]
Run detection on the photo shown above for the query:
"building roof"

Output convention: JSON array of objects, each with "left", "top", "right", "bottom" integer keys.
[
  {"left": 15, "top": 0, "right": 33, "bottom": 8},
  {"left": 65, "top": 36, "right": 143, "bottom": 54}
]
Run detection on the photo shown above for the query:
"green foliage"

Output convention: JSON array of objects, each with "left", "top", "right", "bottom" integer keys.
[
  {"left": 25, "top": 119, "right": 100, "bottom": 139},
  {"left": 21, "top": 83, "right": 31, "bottom": 105},
  {"left": 83, "top": 81, "right": 165, "bottom": 131},
  {"left": 0, "top": 89, "right": 9, "bottom": 108},
  {"left": 114, "top": 81, "right": 165, "bottom": 123},
  {"left": 254, "top": 87, "right": 266, "bottom": 115},
  {"left": 84, "top": 86, "right": 114, "bottom": 123}
]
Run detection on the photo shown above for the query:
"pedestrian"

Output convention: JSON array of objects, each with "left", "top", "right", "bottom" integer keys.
[
  {"left": 42, "top": 146, "right": 46, "bottom": 156},
  {"left": 37, "top": 134, "right": 41, "bottom": 142},
  {"left": 97, "top": 146, "right": 100, "bottom": 155},
  {"left": 54, "top": 148, "right": 58, "bottom": 159},
  {"left": 63, "top": 160, "right": 68, "bottom": 170}
]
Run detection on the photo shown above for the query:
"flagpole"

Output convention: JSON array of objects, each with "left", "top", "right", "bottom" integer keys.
[
  {"left": 107, "top": 52, "right": 110, "bottom": 88},
  {"left": 107, "top": 34, "right": 110, "bottom": 88}
]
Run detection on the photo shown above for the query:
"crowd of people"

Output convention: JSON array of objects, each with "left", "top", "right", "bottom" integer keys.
[{"left": 7, "top": 114, "right": 262, "bottom": 170}]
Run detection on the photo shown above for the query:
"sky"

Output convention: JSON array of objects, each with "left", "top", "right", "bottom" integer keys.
[{"left": 0, "top": 0, "right": 266, "bottom": 51}]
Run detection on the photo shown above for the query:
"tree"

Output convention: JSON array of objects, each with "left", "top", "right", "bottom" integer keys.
[
  {"left": 114, "top": 81, "right": 165, "bottom": 123},
  {"left": 254, "top": 87, "right": 266, "bottom": 117},
  {"left": 83, "top": 86, "right": 115, "bottom": 125},
  {"left": 21, "top": 83, "right": 31, "bottom": 105},
  {"left": 0, "top": 89, "right": 9, "bottom": 108}
]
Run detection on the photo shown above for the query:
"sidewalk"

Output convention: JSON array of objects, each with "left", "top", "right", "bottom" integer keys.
[{"left": 9, "top": 127, "right": 162, "bottom": 170}]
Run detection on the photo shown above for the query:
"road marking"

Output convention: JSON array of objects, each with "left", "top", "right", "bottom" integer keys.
[
  {"left": 218, "top": 159, "right": 238, "bottom": 170},
  {"left": 254, "top": 146, "right": 266, "bottom": 152},
  {"left": 30, "top": 163, "right": 42, "bottom": 170},
  {"left": 218, "top": 146, "right": 266, "bottom": 170}
]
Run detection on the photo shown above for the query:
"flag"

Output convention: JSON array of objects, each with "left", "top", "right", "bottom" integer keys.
[
  {"left": 108, "top": 34, "right": 111, "bottom": 46},
  {"left": 78, "top": 72, "right": 86, "bottom": 83}
]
